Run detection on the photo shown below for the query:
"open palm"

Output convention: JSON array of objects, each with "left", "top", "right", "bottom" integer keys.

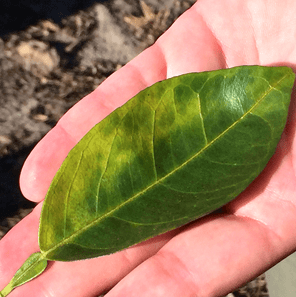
[{"left": 1, "top": 0, "right": 296, "bottom": 296}]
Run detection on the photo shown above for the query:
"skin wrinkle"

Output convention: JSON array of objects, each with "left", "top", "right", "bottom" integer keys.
[
  {"left": 193, "top": 9, "right": 228, "bottom": 69},
  {"left": 156, "top": 6, "right": 226, "bottom": 76},
  {"left": 248, "top": 179, "right": 296, "bottom": 248},
  {"left": 53, "top": 124, "right": 77, "bottom": 148},
  {"left": 228, "top": 177, "right": 296, "bottom": 256},
  {"left": 245, "top": 2, "right": 261, "bottom": 65},
  {"left": 246, "top": 0, "right": 296, "bottom": 64},
  {"left": 230, "top": 215, "right": 280, "bottom": 289},
  {"left": 196, "top": 213, "right": 281, "bottom": 291},
  {"left": 152, "top": 250, "right": 201, "bottom": 297},
  {"left": 149, "top": 42, "right": 168, "bottom": 80},
  {"left": 114, "top": 231, "right": 182, "bottom": 294},
  {"left": 95, "top": 96, "right": 118, "bottom": 118},
  {"left": 276, "top": 134, "right": 296, "bottom": 205},
  {"left": 119, "top": 249, "right": 137, "bottom": 278},
  {"left": 266, "top": 186, "right": 296, "bottom": 212},
  {"left": 127, "top": 41, "right": 168, "bottom": 87},
  {"left": 196, "top": 0, "right": 262, "bottom": 66},
  {"left": 123, "top": 63, "right": 151, "bottom": 89},
  {"left": 230, "top": 212, "right": 285, "bottom": 267},
  {"left": 265, "top": 157, "right": 296, "bottom": 210}
]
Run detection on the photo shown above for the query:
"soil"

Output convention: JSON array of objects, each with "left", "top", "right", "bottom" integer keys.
[{"left": 0, "top": 1, "right": 269, "bottom": 296}]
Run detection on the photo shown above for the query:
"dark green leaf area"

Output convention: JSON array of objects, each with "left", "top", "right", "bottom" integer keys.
[{"left": 39, "top": 66, "right": 294, "bottom": 261}]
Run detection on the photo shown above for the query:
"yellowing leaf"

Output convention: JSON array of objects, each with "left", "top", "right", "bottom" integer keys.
[
  {"left": 1, "top": 65, "right": 294, "bottom": 296},
  {"left": 39, "top": 66, "right": 294, "bottom": 261}
]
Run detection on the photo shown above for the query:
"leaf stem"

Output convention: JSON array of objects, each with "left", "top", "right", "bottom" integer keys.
[
  {"left": 0, "top": 252, "right": 48, "bottom": 296},
  {"left": 0, "top": 283, "right": 13, "bottom": 296}
]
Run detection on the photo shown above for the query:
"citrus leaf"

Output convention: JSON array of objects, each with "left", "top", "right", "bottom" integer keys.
[{"left": 38, "top": 66, "right": 294, "bottom": 261}]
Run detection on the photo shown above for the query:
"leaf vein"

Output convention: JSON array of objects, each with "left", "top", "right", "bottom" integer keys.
[
  {"left": 64, "top": 151, "right": 84, "bottom": 237},
  {"left": 112, "top": 215, "right": 186, "bottom": 226},
  {"left": 198, "top": 94, "right": 208, "bottom": 144},
  {"left": 42, "top": 71, "right": 290, "bottom": 257},
  {"left": 160, "top": 178, "right": 251, "bottom": 195}
]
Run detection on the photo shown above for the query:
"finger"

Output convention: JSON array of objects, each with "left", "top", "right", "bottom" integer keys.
[
  {"left": 20, "top": 1, "right": 226, "bottom": 202},
  {"left": 196, "top": 0, "right": 296, "bottom": 66},
  {"left": 0, "top": 205, "right": 179, "bottom": 297},
  {"left": 104, "top": 214, "right": 280, "bottom": 297}
]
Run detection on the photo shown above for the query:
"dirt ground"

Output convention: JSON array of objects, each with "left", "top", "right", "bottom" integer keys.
[{"left": 0, "top": 1, "right": 269, "bottom": 296}]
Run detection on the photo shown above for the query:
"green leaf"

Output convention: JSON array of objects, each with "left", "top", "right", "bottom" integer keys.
[
  {"left": 33, "top": 65, "right": 294, "bottom": 261},
  {"left": 38, "top": 66, "right": 294, "bottom": 261},
  {"left": 0, "top": 252, "right": 47, "bottom": 296},
  {"left": 0, "top": 66, "right": 295, "bottom": 296}
]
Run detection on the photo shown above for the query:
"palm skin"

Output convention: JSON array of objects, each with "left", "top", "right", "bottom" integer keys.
[{"left": 1, "top": 0, "right": 296, "bottom": 296}]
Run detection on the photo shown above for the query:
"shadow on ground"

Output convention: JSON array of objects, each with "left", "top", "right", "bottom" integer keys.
[
  {"left": 0, "top": 145, "right": 36, "bottom": 221},
  {"left": 0, "top": 0, "right": 107, "bottom": 36}
]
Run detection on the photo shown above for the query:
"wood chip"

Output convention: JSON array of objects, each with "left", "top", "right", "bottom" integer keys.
[
  {"left": 124, "top": 1, "right": 157, "bottom": 28},
  {"left": 32, "top": 114, "right": 48, "bottom": 122},
  {"left": 0, "top": 135, "right": 12, "bottom": 145}
]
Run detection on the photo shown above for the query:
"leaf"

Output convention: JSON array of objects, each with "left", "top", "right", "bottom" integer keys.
[
  {"left": 0, "top": 253, "right": 47, "bottom": 296},
  {"left": 36, "top": 65, "right": 294, "bottom": 261},
  {"left": 1, "top": 66, "right": 295, "bottom": 297}
]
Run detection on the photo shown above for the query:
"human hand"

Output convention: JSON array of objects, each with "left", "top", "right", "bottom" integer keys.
[{"left": 1, "top": 0, "right": 296, "bottom": 296}]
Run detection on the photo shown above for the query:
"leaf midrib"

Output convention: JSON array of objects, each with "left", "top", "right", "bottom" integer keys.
[{"left": 42, "top": 73, "right": 288, "bottom": 257}]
